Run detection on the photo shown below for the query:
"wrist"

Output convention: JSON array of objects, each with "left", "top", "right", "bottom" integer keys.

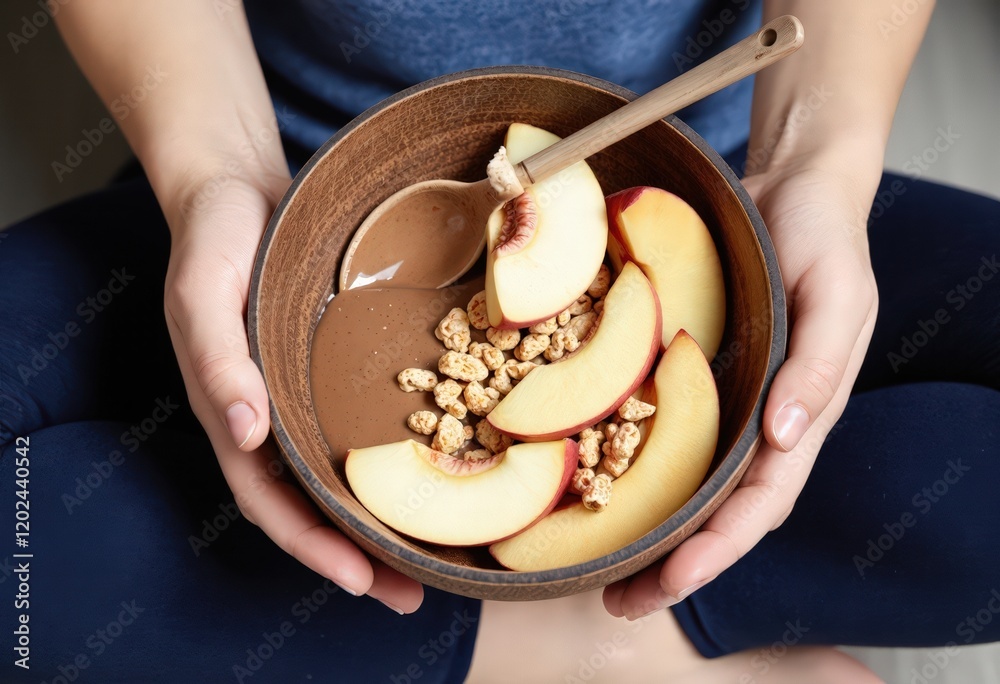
[
  {"left": 141, "top": 122, "right": 291, "bottom": 232},
  {"left": 747, "top": 122, "right": 885, "bottom": 205},
  {"left": 748, "top": 101, "right": 886, "bottom": 174}
]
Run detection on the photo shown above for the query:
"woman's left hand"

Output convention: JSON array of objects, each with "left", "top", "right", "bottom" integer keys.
[{"left": 604, "top": 146, "right": 881, "bottom": 620}]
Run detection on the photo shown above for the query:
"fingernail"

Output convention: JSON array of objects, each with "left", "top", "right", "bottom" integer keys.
[
  {"left": 333, "top": 580, "right": 358, "bottom": 596},
  {"left": 226, "top": 401, "right": 257, "bottom": 449},
  {"left": 626, "top": 602, "right": 666, "bottom": 621},
  {"left": 773, "top": 403, "right": 809, "bottom": 451},
  {"left": 675, "top": 577, "right": 712, "bottom": 601},
  {"left": 626, "top": 591, "right": 675, "bottom": 621},
  {"left": 376, "top": 598, "right": 405, "bottom": 615},
  {"left": 626, "top": 578, "right": 712, "bottom": 620}
]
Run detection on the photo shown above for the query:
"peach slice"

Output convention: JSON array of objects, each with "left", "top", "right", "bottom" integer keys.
[
  {"left": 485, "top": 123, "right": 608, "bottom": 329},
  {"left": 487, "top": 262, "right": 661, "bottom": 441},
  {"left": 607, "top": 186, "right": 726, "bottom": 360},
  {"left": 490, "top": 331, "right": 719, "bottom": 570},
  {"left": 345, "top": 439, "right": 577, "bottom": 546}
]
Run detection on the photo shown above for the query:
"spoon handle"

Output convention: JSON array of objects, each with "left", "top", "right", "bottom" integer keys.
[{"left": 516, "top": 14, "right": 804, "bottom": 186}]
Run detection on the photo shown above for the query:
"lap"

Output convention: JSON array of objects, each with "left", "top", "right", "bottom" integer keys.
[{"left": 1, "top": 168, "right": 996, "bottom": 675}]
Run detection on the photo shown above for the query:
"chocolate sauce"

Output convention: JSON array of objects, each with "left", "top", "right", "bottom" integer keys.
[{"left": 310, "top": 272, "right": 486, "bottom": 461}]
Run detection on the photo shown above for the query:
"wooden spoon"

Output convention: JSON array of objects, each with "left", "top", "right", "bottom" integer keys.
[{"left": 339, "top": 15, "right": 804, "bottom": 292}]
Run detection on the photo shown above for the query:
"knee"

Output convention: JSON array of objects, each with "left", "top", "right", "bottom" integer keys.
[
  {"left": 0, "top": 375, "right": 44, "bottom": 447},
  {"left": 0, "top": 331, "right": 95, "bottom": 445},
  {"left": 814, "top": 649, "right": 884, "bottom": 684},
  {"left": 782, "top": 647, "right": 884, "bottom": 684}
]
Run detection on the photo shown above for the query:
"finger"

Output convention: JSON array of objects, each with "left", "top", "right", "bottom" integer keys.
[
  {"left": 367, "top": 560, "right": 426, "bottom": 614},
  {"left": 602, "top": 579, "right": 629, "bottom": 618},
  {"left": 773, "top": 504, "right": 795, "bottom": 530},
  {"left": 763, "top": 274, "right": 875, "bottom": 452},
  {"left": 165, "top": 261, "right": 270, "bottom": 451},
  {"left": 618, "top": 531, "right": 730, "bottom": 620},
  {"left": 618, "top": 563, "right": 672, "bottom": 621}
]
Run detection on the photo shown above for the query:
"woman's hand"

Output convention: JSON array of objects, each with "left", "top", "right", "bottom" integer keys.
[
  {"left": 605, "top": 145, "right": 880, "bottom": 620},
  {"left": 163, "top": 169, "right": 425, "bottom": 613}
]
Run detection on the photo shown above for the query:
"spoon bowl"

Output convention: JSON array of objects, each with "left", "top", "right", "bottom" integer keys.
[{"left": 338, "top": 178, "right": 497, "bottom": 291}]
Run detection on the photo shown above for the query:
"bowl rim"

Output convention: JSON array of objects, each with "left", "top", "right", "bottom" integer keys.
[{"left": 249, "top": 65, "right": 787, "bottom": 587}]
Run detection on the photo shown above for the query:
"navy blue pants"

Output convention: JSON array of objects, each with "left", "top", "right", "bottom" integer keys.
[{"left": 1, "top": 168, "right": 998, "bottom": 682}]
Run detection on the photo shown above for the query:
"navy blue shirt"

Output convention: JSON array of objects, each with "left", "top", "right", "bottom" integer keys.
[{"left": 245, "top": 0, "right": 761, "bottom": 159}]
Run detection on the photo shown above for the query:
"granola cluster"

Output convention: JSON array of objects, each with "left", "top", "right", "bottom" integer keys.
[
  {"left": 394, "top": 263, "right": 656, "bottom": 513},
  {"left": 570, "top": 393, "right": 657, "bottom": 511}
]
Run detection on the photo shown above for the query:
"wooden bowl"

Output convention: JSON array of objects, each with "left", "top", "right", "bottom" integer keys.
[{"left": 248, "top": 66, "right": 785, "bottom": 601}]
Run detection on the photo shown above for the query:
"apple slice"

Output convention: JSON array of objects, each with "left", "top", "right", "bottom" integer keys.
[
  {"left": 345, "top": 439, "right": 577, "bottom": 546},
  {"left": 490, "top": 331, "right": 719, "bottom": 571},
  {"left": 486, "top": 123, "right": 608, "bottom": 329},
  {"left": 607, "top": 186, "right": 726, "bottom": 360},
  {"left": 487, "top": 262, "right": 661, "bottom": 441}
]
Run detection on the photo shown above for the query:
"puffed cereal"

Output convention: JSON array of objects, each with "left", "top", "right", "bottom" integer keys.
[
  {"left": 464, "top": 381, "right": 501, "bottom": 417},
  {"left": 587, "top": 264, "right": 611, "bottom": 299},
  {"left": 475, "top": 419, "right": 513, "bottom": 454},
  {"left": 397, "top": 368, "right": 438, "bottom": 392},
  {"left": 486, "top": 326, "right": 521, "bottom": 351},
  {"left": 406, "top": 410, "right": 438, "bottom": 435},
  {"left": 466, "top": 291, "right": 491, "bottom": 330},
  {"left": 433, "top": 379, "right": 468, "bottom": 419},
  {"left": 432, "top": 414, "right": 467, "bottom": 454},
  {"left": 514, "top": 333, "right": 550, "bottom": 361},
  {"left": 438, "top": 351, "right": 489, "bottom": 382},
  {"left": 582, "top": 473, "right": 613, "bottom": 512},
  {"left": 434, "top": 308, "right": 472, "bottom": 353}
]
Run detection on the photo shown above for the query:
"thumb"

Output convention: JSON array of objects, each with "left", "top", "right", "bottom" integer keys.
[
  {"left": 165, "top": 268, "right": 271, "bottom": 451},
  {"left": 764, "top": 278, "right": 874, "bottom": 452}
]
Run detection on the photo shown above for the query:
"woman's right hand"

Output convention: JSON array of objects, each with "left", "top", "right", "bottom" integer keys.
[{"left": 162, "top": 168, "right": 425, "bottom": 614}]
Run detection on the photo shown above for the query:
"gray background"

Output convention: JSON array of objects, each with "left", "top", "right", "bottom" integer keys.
[{"left": 1, "top": 1, "right": 997, "bottom": 681}]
